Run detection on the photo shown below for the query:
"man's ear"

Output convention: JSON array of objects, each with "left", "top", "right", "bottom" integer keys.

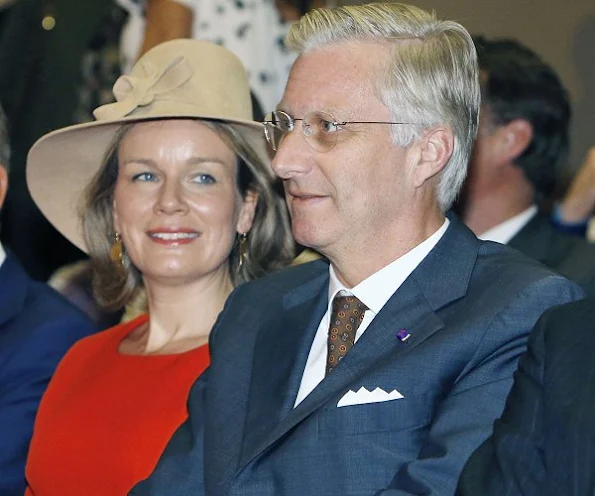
[
  {"left": 0, "top": 165, "right": 8, "bottom": 210},
  {"left": 499, "top": 118, "right": 533, "bottom": 162},
  {"left": 411, "top": 126, "right": 454, "bottom": 188}
]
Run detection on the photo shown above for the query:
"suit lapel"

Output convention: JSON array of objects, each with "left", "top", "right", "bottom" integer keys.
[
  {"left": 238, "top": 215, "right": 480, "bottom": 469},
  {"left": 239, "top": 270, "right": 329, "bottom": 467}
]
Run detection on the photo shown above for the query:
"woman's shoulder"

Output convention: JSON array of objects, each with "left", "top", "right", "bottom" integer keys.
[
  {"left": 59, "top": 314, "right": 149, "bottom": 362},
  {"left": 37, "top": 314, "right": 149, "bottom": 399}
]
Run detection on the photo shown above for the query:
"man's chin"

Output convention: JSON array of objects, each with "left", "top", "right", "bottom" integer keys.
[{"left": 291, "top": 223, "right": 326, "bottom": 253}]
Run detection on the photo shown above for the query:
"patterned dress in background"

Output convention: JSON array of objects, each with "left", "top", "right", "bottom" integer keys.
[{"left": 117, "top": 0, "right": 296, "bottom": 113}]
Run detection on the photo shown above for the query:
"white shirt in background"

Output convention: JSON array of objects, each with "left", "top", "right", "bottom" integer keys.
[{"left": 478, "top": 205, "right": 538, "bottom": 245}]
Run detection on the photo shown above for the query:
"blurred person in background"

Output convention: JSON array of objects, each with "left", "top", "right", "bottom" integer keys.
[
  {"left": 0, "top": 0, "right": 117, "bottom": 280},
  {"left": 24, "top": 39, "right": 294, "bottom": 495},
  {"left": 0, "top": 104, "right": 97, "bottom": 495},
  {"left": 457, "top": 36, "right": 595, "bottom": 295},
  {"left": 48, "top": 259, "right": 125, "bottom": 328},
  {"left": 550, "top": 145, "right": 595, "bottom": 239},
  {"left": 457, "top": 298, "right": 595, "bottom": 496},
  {"left": 117, "top": 0, "right": 328, "bottom": 117}
]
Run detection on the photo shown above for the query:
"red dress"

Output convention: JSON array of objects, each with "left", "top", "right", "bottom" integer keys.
[{"left": 25, "top": 314, "right": 210, "bottom": 495}]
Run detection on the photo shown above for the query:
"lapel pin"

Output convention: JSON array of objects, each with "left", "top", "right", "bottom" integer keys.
[{"left": 396, "top": 329, "right": 411, "bottom": 342}]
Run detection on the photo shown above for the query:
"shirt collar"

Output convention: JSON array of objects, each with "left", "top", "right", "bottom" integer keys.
[
  {"left": 327, "top": 218, "right": 450, "bottom": 315},
  {"left": 478, "top": 205, "right": 538, "bottom": 244},
  {"left": 0, "top": 242, "right": 6, "bottom": 268}
]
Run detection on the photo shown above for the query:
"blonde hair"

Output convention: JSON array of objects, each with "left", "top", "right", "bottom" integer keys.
[
  {"left": 81, "top": 120, "right": 295, "bottom": 310},
  {"left": 287, "top": 2, "right": 480, "bottom": 210}
]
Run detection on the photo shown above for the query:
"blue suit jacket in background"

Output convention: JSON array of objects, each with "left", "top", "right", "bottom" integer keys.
[
  {"left": 133, "top": 216, "right": 584, "bottom": 496},
  {"left": 0, "top": 253, "right": 97, "bottom": 495},
  {"left": 457, "top": 298, "right": 595, "bottom": 496}
]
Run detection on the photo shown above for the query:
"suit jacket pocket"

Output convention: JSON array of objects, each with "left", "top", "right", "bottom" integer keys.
[{"left": 318, "top": 392, "right": 433, "bottom": 438}]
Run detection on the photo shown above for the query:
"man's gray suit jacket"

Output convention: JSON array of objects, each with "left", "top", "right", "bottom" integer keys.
[{"left": 132, "top": 216, "right": 584, "bottom": 496}]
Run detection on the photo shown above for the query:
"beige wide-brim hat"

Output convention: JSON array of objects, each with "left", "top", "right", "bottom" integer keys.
[{"left": 27, "top": 38, "right": 271, "bottom": 253}]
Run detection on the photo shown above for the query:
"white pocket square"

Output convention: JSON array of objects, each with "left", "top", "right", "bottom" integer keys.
[{"left": 337, "top": 386, "right": 405, "bottom": 407}]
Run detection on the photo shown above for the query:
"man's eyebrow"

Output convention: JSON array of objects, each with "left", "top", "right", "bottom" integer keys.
[{"left": 273, "top": 104, "right": 350, "bottom": 118}]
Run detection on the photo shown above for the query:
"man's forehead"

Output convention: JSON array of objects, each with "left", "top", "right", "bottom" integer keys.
[
  {"left": 291, "top": 40, "right": 390, "bottom": 77},
  {"left": 279, "top": 41, "right": 388, "bottom": 116}
]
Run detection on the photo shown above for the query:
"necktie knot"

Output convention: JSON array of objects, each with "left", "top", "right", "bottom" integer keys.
[{"left": 326, "top": 295, "right": 368, "bottom": 375}]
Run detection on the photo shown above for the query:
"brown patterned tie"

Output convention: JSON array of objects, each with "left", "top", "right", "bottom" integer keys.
[{"left": 326, "top": 295, "right": 368, "bottom": 375}]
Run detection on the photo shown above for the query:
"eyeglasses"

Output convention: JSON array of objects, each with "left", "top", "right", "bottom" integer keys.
[{"left": 263, "top": 110, "right": 411, "bottom": 152}]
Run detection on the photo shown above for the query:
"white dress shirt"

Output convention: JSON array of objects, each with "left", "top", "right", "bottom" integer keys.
[
  {"left": 0, "top": 241, "right": 6, "bottom": 267},
  {"left": 478, "top": 205, "right": 538, "bottom": 244},
  {"left": 294, "top": 218, "right": 450, "bottom": 406}
]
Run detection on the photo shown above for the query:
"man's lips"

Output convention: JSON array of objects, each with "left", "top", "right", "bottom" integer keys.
[
  {"left": 287, "top": 190, "right": 328, "bottom": 201},
  {"left": 291, "top": 193, "right": 327, "bottom": 205}
]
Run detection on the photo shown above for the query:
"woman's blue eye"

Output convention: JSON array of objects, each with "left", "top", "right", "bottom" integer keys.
[
  {"left": 132, "top": 172, "right": 157, "bottom": 182},
  {"left": 193, "top": 174, "right": 215, "bottom": 184}
]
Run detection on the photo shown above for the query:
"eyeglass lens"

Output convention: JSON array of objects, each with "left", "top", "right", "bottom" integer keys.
[{"left": 264, "top": 110, "right": 340, "bottom": 152}]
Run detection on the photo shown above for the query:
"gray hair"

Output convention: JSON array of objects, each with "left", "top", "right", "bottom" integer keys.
[
  {"left": 286, "top": 2, "right": 480, "bottom": 211},
  {"left": 0, "top": 104, "right": 10, "bottom": 173},
  {"left": 82, "top": 120, "right": 295, "bottom": 311}
]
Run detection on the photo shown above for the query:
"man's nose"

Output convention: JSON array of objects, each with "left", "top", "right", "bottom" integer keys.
[{"left": 271, "top": 127, "right": 313, "bottom": 179}]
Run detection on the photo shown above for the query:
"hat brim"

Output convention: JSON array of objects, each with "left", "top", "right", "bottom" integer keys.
[{"left": 26, "top": 113, "right": 271, "bottom": 254}]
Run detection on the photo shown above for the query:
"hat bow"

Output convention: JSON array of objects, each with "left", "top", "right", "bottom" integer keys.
[{"left": 93, "top": 56, "right": 193, "bottom": 121}]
